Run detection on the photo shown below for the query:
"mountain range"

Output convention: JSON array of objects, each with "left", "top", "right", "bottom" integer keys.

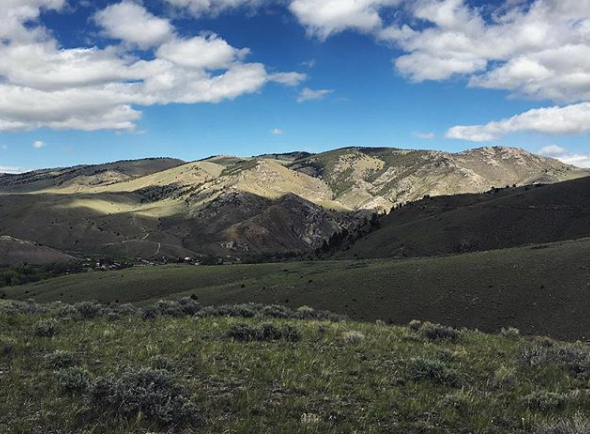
[{"left": 0, "top": 146, "right": 587, "bottom": 263}]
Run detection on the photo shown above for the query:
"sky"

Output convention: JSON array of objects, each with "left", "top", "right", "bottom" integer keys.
[{"left": 1, "top": 0, "right": 590, "bottom": 173}]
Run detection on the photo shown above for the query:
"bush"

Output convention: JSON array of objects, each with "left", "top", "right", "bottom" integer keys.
[
  {"left": 112, "top": 303, "right": 137, "bottom": 316},
  {"left": 523, "top": 391, "right": 568, "bottom": 412},
  {"left": 227, "top": 323, "right": 302, "bottom": 342},
  {"left": 141, "top": 306, "right": 159, "bottom": 320},
  {"left": 90, "top": 368, "right": 197, "bottom": 427},
  {"left": 555, "top": 346, "right": 590, "bottom": 377},
  {"left": 47, "top": 350, "right": 75, "bottom": 369},
  {"left": 55, "top": 303, "right": 79, "bottom": 319},
  {"left": 407, "top": 357, "right": 461, "bottom": 387},
  {"left": 536, "top": 416, "right": 590, "bottom": 434},
  {"left": 408, "top": 319, "right": 423, "bottom": 332},
  {"left": 492, "top": 366, "right": 517, "bottom": 390},
  {"left": 296, "top": 306, "right": 315, "bottom": 318},
  {"left": 262, "top": 304, "right": 292, "bottom": 319},
  {"left": 150, "top": 355, "right": 175, "bottom": 371},
  {"left": 501, "top": 327, "right": 521, "bottom": 338},
  {"left": 420, "top": 322, "right": 461, "bottom": 343},
  {"left": 34, "top": 318, "right": 60, "bottom": 337},
  {"left": 75, "top": 301, "right": 103, "bottom": 319},
  {"left": 55, "top": 367, "right": 91, "bottom": 393},
  {"left": 155, "top": 300, "right": 184, "bottom": 317},
  {"left": 342, "top": 330, "right": 366, "bottom": 344},
  {"left": 519, "top": 344, "right": 552, "bottom": 368},
  {"left": 178, "top": 297, "right": 201, "bottom": 316}
]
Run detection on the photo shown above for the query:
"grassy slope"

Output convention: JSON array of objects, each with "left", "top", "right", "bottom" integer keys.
[
  {"left": 341, "top": 176, "right": 590, "bottom": 259},
  {"left": 3, "top": 307, "right": 590, "bottom": 433},
  {"left": 5, "top": 237, "right": 590, "bottom": 340},
  {"left": 0, "top": 237, "right": 75, "bottom": 265}
]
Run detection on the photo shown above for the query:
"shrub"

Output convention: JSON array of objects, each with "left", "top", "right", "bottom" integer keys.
[
  {"left": 55, "top": 367, "right": 92, "bottom": 393},
  {"left": 440, "top": 390, "right": 473, "bottom": 412},
  {"left": 155, "top": 300, "right": 184, "bottom": 317},
  {"left": 141, "top": 306, "right": 159, "bottom": 320},
  {"left": 536, "top": 415, "right": 590, "bottom": 434},
  {"left": 227, "top": 324, "right": 259, "bottom": 342},
  {"left": 342, "top": 331, "right": 366, "bottom": 344},
  {"left": 227, "top": 323, "right": 302, "bottom": 342},
  {"left": 150, "top": 355, "right": 175, "bottom": 372},
  {"left": 47, "top": 350, "right": 75, "bottom": 369},
  {"left": 75, "top": 301, "right": 103, "bottom": 319},
  {"left": 112, "top": 303, "right": 137, "bottom": 316},
  {"left": 408, "top": 319, "right": 423, "bottom": 332},
  {"left": 262, "top": 304, "right": 292, "bottom": 319},
  {"left": 178, "top": 297, "right": 201, "bottom": 316},
  {"left": 90, "top": 368, "right": 197, "bottom": 427},
  {"left": 296, "top": 306, "right": 315, "bottom": 318},
  {"left": 492, "top": 366, "right": 517, "bottom": 390},
  {"left": 519, "top": 344, "right": 552, "bottom": 368},
  {"left": 34, "top": 318, "right": 60, "bottom": 337},
  {"left": 523, "top": 391, "right": 568, "bottom": 412},
  {"left": 555, "top": 346, "right": 590, "bottom": 377},
  {"left": 420, "top": 322, "right": 461, "bottom": 343},
  {"left": 501, "top": 327, "right": 521, "bottom": 338},
  {"left": 282, "top": 325, "right": 303, "bottom": 342},
  {"left": 55, "top": 303, "right": 79, "bottom": 319},
  {"left": 407, "top": 357, "right": 461, "bottom": 387}
]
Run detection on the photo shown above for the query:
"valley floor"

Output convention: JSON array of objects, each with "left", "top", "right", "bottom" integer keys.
[{"left": 4, "top": 237, "right": 590, "bottom": 340}]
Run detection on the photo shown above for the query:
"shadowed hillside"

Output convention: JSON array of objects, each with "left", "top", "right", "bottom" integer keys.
[
  {"left": 6, "top": 237, "right": 590, "bottom": 340},
  {"left": 0, "top": 236, "right": 76, "bottom": 265},
  {"left": 340, "top": 176, "right": 590, "bottom": 259}
]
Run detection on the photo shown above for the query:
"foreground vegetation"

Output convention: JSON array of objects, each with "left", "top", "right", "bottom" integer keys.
[{"left": 2, "top": 300, "right": 590, "bottom": 433}]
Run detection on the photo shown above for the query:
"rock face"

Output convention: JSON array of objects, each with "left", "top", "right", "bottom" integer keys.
[
  {"left": 289, "top": 146, "right": 585, "bottom": 211},
  {"left": 0, "top": 146, "right": 587, "bottom": 260}
]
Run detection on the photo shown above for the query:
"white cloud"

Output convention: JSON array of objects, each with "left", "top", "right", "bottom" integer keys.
[
  {"left": 157, "top": 34, "right": 249, "bottom": 69},
  {"left": 289, "top": 0, "right": 402, "bottom": 40},
  {"left": 537, "top": 145, "right": 590, "bottom": 168},
  {"left": 446, "top": 103, "right": 590, "bottom": 142},
  {"left": 0, "top": 165, "right": 28, "bottom": 174},
  {"left": 538, "top": 145, "right": 566, "bottom": 155},
  {"left": 33, "top": 140, "right": 46, "bottom": 148},
  {"left": 271, "top": 128, "right": 284, "bottom": 135},
  {"left": 94, "top": 1, "right": 173, "bottom": 49},
  {"left": 558, "top": 154, "right": 590, "bottom": 168},
  {"left": 413, "top": 132, "right": 435, "bottom": 139},
  {"left": 162, "top": 0, "right": 263, "bottom": 16},
  {"left": 0, "top": 1, "right": 305, "bottom": 132},
  {"left": 289, "top": 0, "right": 590, "bottom": 104},
  {"left": 297, "top": 87, "right": 333, "bottom": 103}
]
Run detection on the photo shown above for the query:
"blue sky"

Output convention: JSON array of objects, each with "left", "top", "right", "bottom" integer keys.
[{"left": 1, "top": 0, "right": 589, "bottom": 172}]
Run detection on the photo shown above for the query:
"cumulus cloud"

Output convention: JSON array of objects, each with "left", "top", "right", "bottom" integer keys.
[
  {"left": 162, "top": 0, "right": 263, "bottom": 16},
  {"left": 538, "top": 145, "right": 566, "bottom": 155},
  {"left": 538, "top": 145, "right": 590, "bottom": 168},
  {"left": 0, "top": 165, "right": 28, "bottom": 174},
  {"left": 446, "top": 103, "right": 590, "bottom": 142},
  {"left": 413, "top": 132, "right": 435, "bottom": 139},
  {"left": 0, "top": 0, "right": 304, "bottom": 132},
  {"left": 297, "top": 87, "right": 333, "bottom": 103},
  {"left": 33, "top": 140, "right": 46, "bottom": 149},
  {"left": 95, "top": 1, "right": 174, "bottom": 49},
  {"left": 271, "top": 128, "right": 284, "bottom": 135},
  {"left": 289, "top": 0, "right": 590, "bottom": 105},
  {"left": 290, "top": 0, "right": 402, "bottom": 39}
]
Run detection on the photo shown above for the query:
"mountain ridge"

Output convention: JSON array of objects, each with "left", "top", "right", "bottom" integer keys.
[{"left": 0, "top": 146, "right": 587, "bottom": 263}]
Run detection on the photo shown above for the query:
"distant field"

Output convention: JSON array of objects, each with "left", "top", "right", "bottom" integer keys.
[{"left": 5, "top": 238, "right": 590, "bottom": 340}]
